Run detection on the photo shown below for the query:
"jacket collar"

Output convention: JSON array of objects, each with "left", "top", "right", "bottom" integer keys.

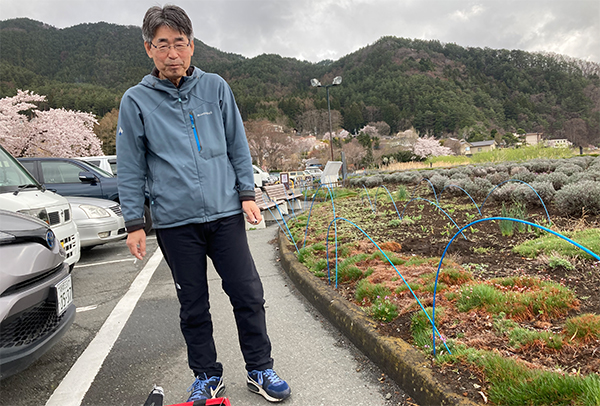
[{"left": 142, "top": 66, "right": 205, "bottom": 95}]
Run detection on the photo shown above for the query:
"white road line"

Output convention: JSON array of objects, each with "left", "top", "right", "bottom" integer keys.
[
  {"left": 76, "top": 305, "right": 98, "bottom": 313},
  {"left": 74, "top": 258, "right": 134, "bottom": 268},
  {"left": 45, "top": 248, "right": 164, "bottom": 406}
]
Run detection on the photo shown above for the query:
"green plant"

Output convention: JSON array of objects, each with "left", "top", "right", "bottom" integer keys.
[
  {"left": 472, "top": 246, "right": 492, "bottom": 254},
  {"left": 411, "top": 306, "right": 446, "bottom": 350},
  {"left": 509, "top": 327, "right": 563, "bottom": 350},
  {"left": 547, "top": 255, "right": 575, "bottom": 270},
  {"left": 355, "top": 279, "right": 392, "bottom": 303},
  {"left": 499, "top": 201, "right": 528, "bottom": 236},
  {"left": 393, "top": 186, "right": 408, "bottom": 201},
  {"left": 492, "top": 312, "right": 519, "bottom": 334},
  {"left": 371, "top": 297, "right": 399, "bottom": 322},
  {"left": 310, "top": 258, "right": 327, "bottom": 274},
  {"left": 388, "top": 219, "right": 403, "bottom": 227}
]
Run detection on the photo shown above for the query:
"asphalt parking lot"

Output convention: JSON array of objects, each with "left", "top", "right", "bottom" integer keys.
[{"left": 0, "top": 224, "right": 414, "bottom": 406}]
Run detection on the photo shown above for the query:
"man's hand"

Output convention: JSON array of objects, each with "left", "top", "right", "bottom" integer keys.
[
  {"left": 242, "top": 200, "right": 262, "bottom": 225},
  {"left": 126, "top": 229, "right": 147, "bottom": 260}
]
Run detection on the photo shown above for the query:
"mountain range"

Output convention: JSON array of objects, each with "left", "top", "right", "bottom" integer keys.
[{"left": 1, "top": 18, "right": 599, "bottom": 146}]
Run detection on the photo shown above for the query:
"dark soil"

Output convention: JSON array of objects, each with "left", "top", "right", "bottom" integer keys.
[{"left": 289, "top": 191, "right": 600, "bottom": 405}]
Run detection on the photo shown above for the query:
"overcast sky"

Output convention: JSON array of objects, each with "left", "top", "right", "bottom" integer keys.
[{"left": 1, "top": 0, "right": 598, "bottom": 63}]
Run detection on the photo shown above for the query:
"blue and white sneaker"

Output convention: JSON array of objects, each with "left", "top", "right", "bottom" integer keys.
[
  {"left": 187, "top": 374, "right": 225, "bottom": 402},
  {"left": 247, "top": 369, "right": 291, "bottom": 402}
]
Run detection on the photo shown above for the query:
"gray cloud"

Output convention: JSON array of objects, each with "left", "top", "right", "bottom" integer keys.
[{"left": 1, "top": 0, "right": 598, "bottom": 62}]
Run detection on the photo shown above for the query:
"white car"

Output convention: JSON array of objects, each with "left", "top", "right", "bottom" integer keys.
[
  {"left": 78, "top": 155, "right": 117, "bottom": 175},
  {"left": 66, "top": 196, "right": 127, "bottom": 249},
  {"left": 0, "top": 145, "right": 80, "bottom": 269},
  {"left": 253, "top": 165, "right": 276, "bottom": 187}
]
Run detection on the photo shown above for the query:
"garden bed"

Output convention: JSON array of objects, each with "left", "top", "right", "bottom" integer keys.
[{"left": 287, "top": 171, "right": 600, "bottom": 405}]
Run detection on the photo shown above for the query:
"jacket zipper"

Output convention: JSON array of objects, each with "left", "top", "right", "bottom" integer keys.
[{"left": 189, "top": 112, "right": 202, "bottom": 152}]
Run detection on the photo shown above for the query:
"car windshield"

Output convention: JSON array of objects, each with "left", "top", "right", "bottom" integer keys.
[{"left": 0, "top": 146, "right": 42, "bottom": 193}]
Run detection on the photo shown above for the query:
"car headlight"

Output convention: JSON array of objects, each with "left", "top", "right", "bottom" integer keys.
[
  {"left": 80, "top": 204, "right": 110, "bottom": 218},
  {"left": 0, "top": 230, "right": 16, "bottom": 243},
  {"left": 18, "top": 208, "right": 50, "bottom": 224}
]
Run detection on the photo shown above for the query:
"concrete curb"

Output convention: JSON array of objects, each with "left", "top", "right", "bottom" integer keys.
[{"left": 277, "top": 231, "right": 480, "bottom": 406}]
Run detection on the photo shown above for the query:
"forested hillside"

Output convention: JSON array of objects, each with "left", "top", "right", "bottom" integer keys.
[{"left": 1, "top": 18, "right": 599, "bottom": 146}]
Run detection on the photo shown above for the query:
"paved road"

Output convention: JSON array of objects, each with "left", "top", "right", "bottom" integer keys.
[{"left": 1, "top": 223, "right": 413, "bottom": 406}]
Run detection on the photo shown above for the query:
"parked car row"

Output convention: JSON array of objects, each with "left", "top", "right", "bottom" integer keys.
[
  {"left": 19, "top": 156, "right": 152, "bottom": 234},
  {"left": 0, "top": 147, "right": 127, "bottom": 379}
]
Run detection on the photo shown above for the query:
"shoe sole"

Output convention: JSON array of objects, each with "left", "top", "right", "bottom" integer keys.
[{"left": 247, "top": 377, "right": 290, "bottom": 403}]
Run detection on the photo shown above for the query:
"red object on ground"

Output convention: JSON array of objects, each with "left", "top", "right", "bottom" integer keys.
[
  {"left": 167, "top": 399, "right": 231, "bottom": 406},
  {"left": 144, "top": 385, "right": 232, "bottom": 406}
]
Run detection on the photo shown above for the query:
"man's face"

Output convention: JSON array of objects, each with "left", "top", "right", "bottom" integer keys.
[{"left": 144, "top": 25, "right": 195, "bottom": 86}]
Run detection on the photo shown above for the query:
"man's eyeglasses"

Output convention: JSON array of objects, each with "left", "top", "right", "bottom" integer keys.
[{"left": 150, "top": 40, "right": 191, "bottom": 55}]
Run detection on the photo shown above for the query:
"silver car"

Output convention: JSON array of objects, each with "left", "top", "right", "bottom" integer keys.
[
  {"left": 66, "top": 196, "right": 127, "bottom": 249},
  {"left": 0, "top": 209, "right": 75, "bottom": 379}
]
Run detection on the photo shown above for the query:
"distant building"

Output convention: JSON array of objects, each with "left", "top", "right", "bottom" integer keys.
[
  {"left": 524, "top": 133, "right": 543, "bottom": 146},
  {"left": 464, "top": 140, "right": 497, "bottom": 155},
  {"left": 546, "top": 139, "right": 572, "bottom": 148}
]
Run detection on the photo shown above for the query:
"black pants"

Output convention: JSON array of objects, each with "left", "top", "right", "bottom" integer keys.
[{"left": 156, "top": 213, "right": 273, "bottom": 377}]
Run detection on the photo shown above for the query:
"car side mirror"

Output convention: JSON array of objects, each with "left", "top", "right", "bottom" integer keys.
[{"left": 78, "top": 171, "right": 98, "bottom": 183}]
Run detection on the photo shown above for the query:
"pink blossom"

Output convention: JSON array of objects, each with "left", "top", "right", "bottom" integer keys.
[
  {"left": 413, "top": 136, "right": 453, "bottom": 158},
  {"left": 0, "top": 90, "right": 102, "bottom": 157}
]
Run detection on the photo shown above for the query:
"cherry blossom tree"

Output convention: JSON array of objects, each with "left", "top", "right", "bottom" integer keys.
[
  {"left": 0, "top": 90, "right": 102, "bottom": 157},
  {"left": 413, "top": 136, "right": 453, "bottom": 159},
  {"left": 245, "top": 119, "right": 293, "bottom": 170},
  {"left": 342, "top": 139, "right": 368, "bottom": 170},
  {"left": 324, "top": 129, "right": 351, "bottom": 140},
  {"left": 359, "top": 124, "right": 378, "bottom": 137}
]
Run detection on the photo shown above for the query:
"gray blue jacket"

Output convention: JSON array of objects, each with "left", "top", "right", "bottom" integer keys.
[{"left": 116, "top": 66, "right": 254, "bottom": 230}]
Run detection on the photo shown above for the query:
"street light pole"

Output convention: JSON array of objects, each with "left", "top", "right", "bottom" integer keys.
[{"left": 311, "top": 76, "right": 342, "bottom": 161}]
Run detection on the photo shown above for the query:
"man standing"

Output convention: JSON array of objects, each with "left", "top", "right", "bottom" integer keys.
[{"left": 116, "top": 5, "right": 290, "bottom": 403}]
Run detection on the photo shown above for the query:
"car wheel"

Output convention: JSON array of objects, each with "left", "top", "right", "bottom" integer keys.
[{"left": 143, "top": 204, "right": 153, "bottom": 234}]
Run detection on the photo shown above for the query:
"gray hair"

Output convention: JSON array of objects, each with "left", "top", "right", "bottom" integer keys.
[{"left": 142, "top": 5, "right": 194, "bottom": 43}]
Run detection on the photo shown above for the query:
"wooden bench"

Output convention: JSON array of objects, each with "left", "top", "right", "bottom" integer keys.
[
  {"left": 247, "top": 188, "right": 288, "bottom": 227},
  {"left": 264, "top": 184, "right": 303, "bottom": 211}
]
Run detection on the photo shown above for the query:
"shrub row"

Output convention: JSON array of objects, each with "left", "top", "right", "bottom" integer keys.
[{"left": 347, "top": 156, "right": 600, "bottom": 216}]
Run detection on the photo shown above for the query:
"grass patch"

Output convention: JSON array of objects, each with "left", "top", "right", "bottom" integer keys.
[
  {"left": 437, "top": 345, "right": 600, "bottom": 405},
  {"left": 456, "top": 276, "right": 578, "bottom": 321},
  {"left": 370, "top": 250, "right": 406, "bottom": 266},
  {"left": 493, "top": 312, "right": 564, "bottom": 350},
  {"left": 411, "top": 306, "right": 446, "bottom": 350},
  {"left": 513, "top": 228, "right": 600, "bottom": 260},
  {"left": 355, "top": 279, "right": 392, "bottom": 303},
  {"left": 564, "top": 313, "right": 600, "bottom": 343},
  {"left": 470, "top": 144, "right": 575, "bottom": 163},
  {"left": 305, "top": 187, "right": 358, "bottom": 200}
]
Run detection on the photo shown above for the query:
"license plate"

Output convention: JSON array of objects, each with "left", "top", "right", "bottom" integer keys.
[{"left": 55, "top": 274, "right": 73, "bottom": 316}]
